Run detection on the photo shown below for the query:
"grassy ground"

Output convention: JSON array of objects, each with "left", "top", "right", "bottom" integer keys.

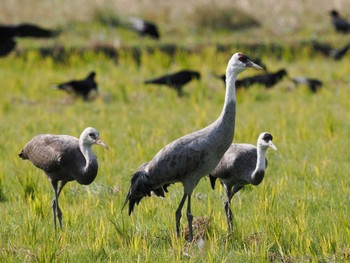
[{"left": 1, "top": 1, "right": 350, "bottom": 262}]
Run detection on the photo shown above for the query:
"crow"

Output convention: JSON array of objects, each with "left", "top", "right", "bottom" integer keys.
[
  {"left": 54, "top": 71, "right": 98, "bottom": 100},
  {"left": 291, "top": 77, "right": 323, "bottom": 93},
  {"left": 144, "top": 70, "right": 201, "bottom": 97},
  {"left": 128, "top": 17, "right": 160, "bottom": 39},
  {"left": 0, "top": 23, "right": 59, "bottom": 57},
  {"left": 330, "top": 10, "right": 350, "bottom": 33},
  {"left": 218, "top": 69, "right": 287, "bottom": 89}
]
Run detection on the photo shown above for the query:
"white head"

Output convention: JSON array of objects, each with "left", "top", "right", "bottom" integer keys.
[
  {"left": 226, "top": 52, "right": 263, "bottom": 76},
  {"left": 80, "top": 127, "right": 109, "bottom": 149},
  {"left": 257, "top": 132, "right": 277, "bottom": 151}
]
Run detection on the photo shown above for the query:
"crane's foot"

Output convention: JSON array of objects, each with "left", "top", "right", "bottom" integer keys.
[
  {"left": 186, "top": 212, "right": 193, "bottom": 242},
  {"left": 224, "top": 201, "right": 234, "bottom": 232}
]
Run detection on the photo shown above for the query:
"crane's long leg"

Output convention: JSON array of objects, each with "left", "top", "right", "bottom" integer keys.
[
  {"left": 175, "top": 194, "right": 187, "bottom": 237},
  {"left": 186, "top": 194, "right": 194, "bottom": 242},
  {"left": 56, "top": 181, "right": 67, "bottom": 229},
  {"left": 51, "top": 181, "right": 59, "bottom": 232},
  {"left": 225, "top": 185, "right": 243, "bottom": 232}
]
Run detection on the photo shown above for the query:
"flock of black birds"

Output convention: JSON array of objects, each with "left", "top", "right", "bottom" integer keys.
[{"left": 1, "top": 9, "right": 349, "bottom": 99}]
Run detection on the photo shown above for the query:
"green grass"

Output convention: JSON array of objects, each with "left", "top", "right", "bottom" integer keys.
[
  {"left": 1, "top": 46, "right": 350, "bottom": 262},
  {"left": 1, "top": 1, "right": 350, "bottom": 262}
]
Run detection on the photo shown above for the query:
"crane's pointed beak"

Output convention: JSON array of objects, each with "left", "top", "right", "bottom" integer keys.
[
  {"left": 246, "top": 60, "right": 263, "bottom": 70},
  {"left": 96, "top": 138, "right": 109, "bottom": 150},
  {"left": 269, "top": 141, "right": 277, "bottom": 151}
]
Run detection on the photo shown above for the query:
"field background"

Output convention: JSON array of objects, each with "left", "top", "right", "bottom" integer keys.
[{"left": 1, "top": 0, "right": 350, "bottom": 262}]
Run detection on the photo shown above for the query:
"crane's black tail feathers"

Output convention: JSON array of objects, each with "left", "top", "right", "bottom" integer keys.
[
  {"left": 122, "top": 170, "right": 166, "bottom": 215},
  {"left": 208, "top": 174, "right": 217, "bottom": 190}
]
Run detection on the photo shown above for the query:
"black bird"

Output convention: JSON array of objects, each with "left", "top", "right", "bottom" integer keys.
[
  {"left": 309, "top": 41, "right": 350, "bottom": 60},
  {"left": 218, "top": 69, "right": 287, "bottom": 89},
  {"left": 144, "top": 70, "right": 201, "bottom": 97},
  {"left": 0, "top": 23, "right": 59, "bottom": 57},
  {"left": 330, "top": 10, "right": 350, "bottom": 33},
  {"left": 54, "top": 71, "right": 98, "bottom": 100},
  {"left": 291, "top": 77, "right": 323, "bottom": 93},
  {"left": 330, "top": 43, "right": 350, "bottom": 60},
  {"left": 128, "top": 17, "right": 160, "bottom": 39}
]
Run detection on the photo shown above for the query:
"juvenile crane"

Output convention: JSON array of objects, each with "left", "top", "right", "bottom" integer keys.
[
  {"left": 209, "top": 132, "right": 277, "bottom": 231},
  {"left": 123, "top": 52, "right": 263, "bottom": 241},
  {"left": 19, "top": 127, "right": 108, "bottom": 230}
]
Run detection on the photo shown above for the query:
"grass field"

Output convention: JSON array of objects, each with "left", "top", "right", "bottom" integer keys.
[{"left": 1, "top": 1, "right": 350, "bottom": 262}]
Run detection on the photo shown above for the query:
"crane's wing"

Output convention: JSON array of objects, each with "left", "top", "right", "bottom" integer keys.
[
  {"left": 145, "top": 129, "right": 218, "bottom": 185},
  {"left": 19, "top": 134, "right": 79, "bottom": 173}
]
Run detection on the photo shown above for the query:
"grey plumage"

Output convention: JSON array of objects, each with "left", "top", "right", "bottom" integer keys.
[
  {"left": 19, "top": 127, "right": 108, "bottom": 231},
  {"left": 123, "top": 52, "right": 263, "bottom": 241},
  {"left": 209, "top": 132, "right": 277, "bottom": 231}
]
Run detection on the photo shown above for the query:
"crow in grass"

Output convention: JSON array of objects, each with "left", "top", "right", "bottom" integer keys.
[
  {"left": 330, "top": 10, "right": 350, "bottom": 33},
  {"left": 128, "top": 17, "right": 160, "bottom": 39},
  {"left": 144, "top": 70, "right": 201, "bottom": 97},
  {"left": 54, "top": 71, "right": 98, "bottom": 101},
  {"left": 330, "top": 43, "right": 350, "bottom": 60},
  {"left": 309, "top": 41, "right": 350, "bottom": 60},
  {"left": 291, "top": 77, "right": 323, "bottom": 93},
  {"left": 218, "top": 69, "right": 287, "bottom": 89},
  {"left": 0, "top": 23, "right": 59, "bottom": 57}
]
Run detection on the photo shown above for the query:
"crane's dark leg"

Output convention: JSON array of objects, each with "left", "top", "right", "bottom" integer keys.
[
  {"left": 186, "top": 194, "right": 194, "bottom": 242},
  {"left": 225, "top": 185, "right": 243, "bottom": 232},
  {"left": 175, "top": 194, "right": 188, "bottom": 238},
  {"left": 56, "top": 181, "right": 67, "bottom": 229},
  {"left": 51, "top": 181, "right": 59, "bottom": 231}
]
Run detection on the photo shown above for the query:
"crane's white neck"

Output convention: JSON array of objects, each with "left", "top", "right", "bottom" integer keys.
[
  {"left": 223, "top": 69, "right": 237, "bottom": 110},
  {"left": 79, "top": 141, "right": 95, "bottom": 172},
  {"left": 251, "top": 147, "right": 267, "bottom": 185}
]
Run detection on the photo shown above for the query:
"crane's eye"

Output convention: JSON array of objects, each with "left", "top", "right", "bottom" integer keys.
[
  {"left": 89, "top": 133, "right": 96, "bottom": 139},
  {"left": 238, "top": 53, "right": 249, "bottom": 63}
]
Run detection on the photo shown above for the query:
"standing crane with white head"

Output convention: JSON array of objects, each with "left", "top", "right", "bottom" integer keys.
[
  {"left": 123, "top": 52, "right": 263, "bottom": 241},
  {"left": 19, "top": 127, "right": 108, "bottom": 231},
  {"left": 209, "top": 132, "right": 277, "bottom": 231}
]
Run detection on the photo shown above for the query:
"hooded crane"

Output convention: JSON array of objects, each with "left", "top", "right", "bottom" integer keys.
[
  {"left": 54, "top": 71, "right": 98, "bottom": 101},
  {"left": 144, "top": 70, "right": 201, "bottom": 97},
  {"left": 0, "top": 23, "right": 59, "bottom": 57},
  {"left": 123, "top": 52, "right": 263, "bottom": 241},
  {"left": 19, "top": 127, "right": 108, "bottom": 230},
  {"left": 209, "top": 132, "right": 277, "bottom": 231}
]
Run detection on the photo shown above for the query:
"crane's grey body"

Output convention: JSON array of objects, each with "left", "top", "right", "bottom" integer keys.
[
  {"left": 20, "top": 134, "right": 97, "bottom": 185},
  {"left": 19, "top": 127, "right": 108, "bottom": 231},
  {"left": 145, "top": 100, "right": 235, "bottom": 194},
  {"left": 211, "top": 143, "right": 266, "bottom": 187},
  {"left": 123, "top": 52, "right": 263, "bottom": 241},
  {"left": 209, "top": 132, "right": 277, "bottom": 231}
]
